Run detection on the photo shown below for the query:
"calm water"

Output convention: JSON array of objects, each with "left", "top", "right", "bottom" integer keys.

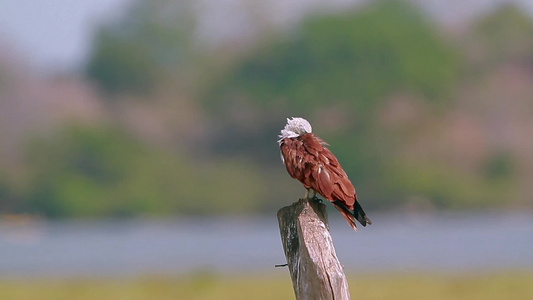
[{"left": 0, "top": 212, "right": 531, "bottom": 278}]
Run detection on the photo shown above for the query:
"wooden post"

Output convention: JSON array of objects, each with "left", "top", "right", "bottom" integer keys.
[{"left": 277, "top": 198, "right": 351, "bottom": 300}]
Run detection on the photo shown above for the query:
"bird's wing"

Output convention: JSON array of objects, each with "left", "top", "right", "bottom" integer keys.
[
  {"left": 301, "top": 134, "right": 357, "bottom": 208},
  {"left": 280, "top": 133, "right": 370, "bottom": 228}
]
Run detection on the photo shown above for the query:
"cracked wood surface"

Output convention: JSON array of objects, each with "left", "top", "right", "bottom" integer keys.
[{"left": 277, "top": 198, "right": 351, "bottom": 300}]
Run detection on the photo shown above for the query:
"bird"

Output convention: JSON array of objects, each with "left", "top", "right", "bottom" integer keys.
[{"left": 278, "top": 117, "right": 371, "bottom": 231}]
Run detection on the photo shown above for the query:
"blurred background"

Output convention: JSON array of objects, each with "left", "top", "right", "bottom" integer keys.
[{"left": 0, "top": 0, "right": 532, "bottom": 299}]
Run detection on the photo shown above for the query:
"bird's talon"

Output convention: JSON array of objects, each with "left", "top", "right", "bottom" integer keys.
[{"left": 311, "top": 196, "right": 322, "bottom": 203}]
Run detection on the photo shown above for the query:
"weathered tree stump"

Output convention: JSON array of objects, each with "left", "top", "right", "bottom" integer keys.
[{"left": 277, "top": 198, "right": 351, "bottom": 300}]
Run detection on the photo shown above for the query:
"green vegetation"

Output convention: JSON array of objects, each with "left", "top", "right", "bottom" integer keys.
[
  {"left": 86, "top": 0, "right": 197, "bottom": 95},
  {"left": 386, "top": 158, "right": 517, "bottom": 209},
  {"left": 209, "top": 0, "right": 458, "bottom": 112},
  {"left": 21, "top": 125, "right": 263, "bottom": 218},
  {"left": 0, "top": 272, "right": 531, "bottom": 300},
  {"left": 472, "top": 3, "right": 533, "bottom": 64},
  {"left": 1, "top": 1, "right": 531, "bottom": 217},
  {"left": 202, "top": 0, "right": 463, "bottom": 210}
]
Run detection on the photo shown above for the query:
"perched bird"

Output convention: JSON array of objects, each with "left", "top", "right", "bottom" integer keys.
[{"left": 278, "top": 117, "right": 371, "bottom": 231}]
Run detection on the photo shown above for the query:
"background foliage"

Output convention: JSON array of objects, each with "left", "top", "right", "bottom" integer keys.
[{"left": 1, "top": 0, "right": 532, "bottom": 218}]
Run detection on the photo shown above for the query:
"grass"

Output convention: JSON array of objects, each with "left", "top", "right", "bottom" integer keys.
[{"left": 0, "top": 272, "right": 531, "bottom": 300}]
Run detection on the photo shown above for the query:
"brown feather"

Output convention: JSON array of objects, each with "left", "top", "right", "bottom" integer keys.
[
  {"left": 279, "top": 133, "right": 371, "bottom": 230},
  {"left": 332, "top": 201, "right": 358, "bottom": 231}
]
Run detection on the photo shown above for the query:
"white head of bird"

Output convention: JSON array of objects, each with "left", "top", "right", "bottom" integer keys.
[{"left": 278, "top": 117, "right": 312, "bottom": 142}]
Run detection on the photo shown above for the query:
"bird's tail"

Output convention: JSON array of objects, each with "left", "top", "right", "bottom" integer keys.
[
  {"left": 353, "top": 201, "right": 372, "bottom": 226},
  {"left": 332, "top": 201, "right": 372, "bottom": 231}
]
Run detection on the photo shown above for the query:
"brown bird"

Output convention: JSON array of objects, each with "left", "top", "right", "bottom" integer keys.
[{"left": 278, "top": 117, "right": 371, "bottom": 231}]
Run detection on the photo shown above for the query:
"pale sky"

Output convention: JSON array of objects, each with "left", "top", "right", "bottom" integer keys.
[{"left": 0, "top": 0, "right": 132, "bottom": 72}]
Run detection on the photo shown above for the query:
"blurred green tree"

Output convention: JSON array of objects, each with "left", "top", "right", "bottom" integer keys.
[
  {"left": 22, "top": 125, "right": 263, "bottom": 218},
  {"left": 472, "top": 3, "right": 533, "bottom": 64},
  {"left": 208, "top": 0, "right": 458, "bottom": 114},
  {"left": 202, "top": 0, "right": 460, "bottom": 209},
  {"left": 86, "top": 0, "right": 197, "bottom": 96},
  {"left": 0, "top": 178, "right": 17, "bottom": 213},
  {"left": 483, "top": 151, "right": 515, "bottom": 181}
]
